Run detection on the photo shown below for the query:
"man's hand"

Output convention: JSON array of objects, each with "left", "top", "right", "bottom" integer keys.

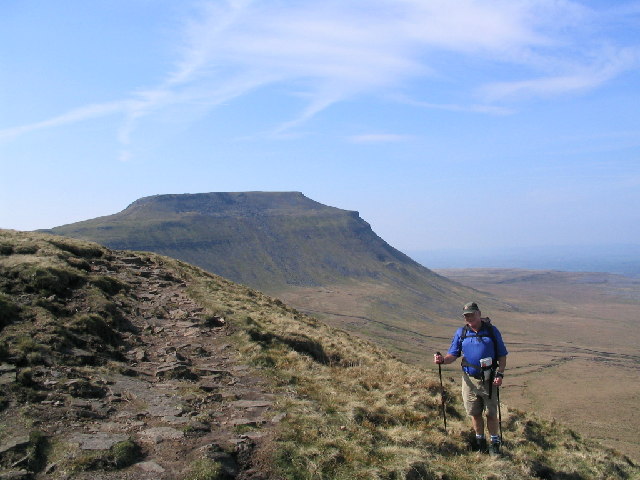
[
  {"left": 493, "top": 374, "right": 503, "bottom": 386},
  {"left": 434, "top": 353, "right": 444, "bottom": 364}
]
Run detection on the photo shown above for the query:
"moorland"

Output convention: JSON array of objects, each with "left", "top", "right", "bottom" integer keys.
[{"left": 2, "top": 230, "right": 637, "bottom": 478}]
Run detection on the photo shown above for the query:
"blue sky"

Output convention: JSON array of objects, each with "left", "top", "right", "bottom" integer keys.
[{"left": 1, "top": 0, "right": 639, "bottom": 253}]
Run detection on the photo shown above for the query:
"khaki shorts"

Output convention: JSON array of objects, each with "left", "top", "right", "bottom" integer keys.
[{"left": 461, "top": 373, "right": 498, "bottom": 417}]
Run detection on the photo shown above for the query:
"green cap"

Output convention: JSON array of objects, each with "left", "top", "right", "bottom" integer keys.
[{"left": 463, "top": 302, "right": 480, "bottom": 314}]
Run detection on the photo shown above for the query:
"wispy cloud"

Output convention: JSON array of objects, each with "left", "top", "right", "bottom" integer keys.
[
  {"left": 479, "top": 46, "right": 640, "bottom": 101},
  {"left": 397, "top": 96, "right": 513, "bottom": 115},
  {"left": 348, "top": 134, "right": 413, "bottom": 144},
  {"left": 2, "top": 0, "right": 637, "bottom": 147},
  {"left": 0, "top": 101, "right": 129, "bottom": 141}
]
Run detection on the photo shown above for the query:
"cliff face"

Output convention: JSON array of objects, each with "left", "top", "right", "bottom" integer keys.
[{"left": 47, "top": 192, "right": 444, "bottom": 290}]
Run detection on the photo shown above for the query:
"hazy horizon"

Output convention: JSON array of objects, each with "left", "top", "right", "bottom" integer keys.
[{"left": 409, "top": 243, "right": 640, "bottom": 276}]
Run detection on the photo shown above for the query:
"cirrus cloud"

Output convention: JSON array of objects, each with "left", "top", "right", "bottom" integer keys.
[{"left": 2, "top": 0, "right": 638, "bottom": 148}]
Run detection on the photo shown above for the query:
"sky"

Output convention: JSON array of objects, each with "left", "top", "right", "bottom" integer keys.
[{"left": 1, "top": 0, "right": 640, "bottom": 255}]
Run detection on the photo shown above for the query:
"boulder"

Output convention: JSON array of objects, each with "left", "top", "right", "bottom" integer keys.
[{"left": 68, "top": 432, "right": 130, "bottom": 450}]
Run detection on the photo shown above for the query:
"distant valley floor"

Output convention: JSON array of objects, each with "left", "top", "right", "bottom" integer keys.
[{"left": 274, "top": 269, "right": 640, "bottom": 463}]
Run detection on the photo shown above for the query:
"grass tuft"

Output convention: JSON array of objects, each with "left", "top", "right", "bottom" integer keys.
[
  {"left": 0, "top": 292, "right": 20, "bottom": 330},
  {"left": 90, "top": 275, "right": 129, "bottom": 295},
  {"left": 184, "top": 458, "right": 225, "bottom": 480},
  {"left": 47, "top": 238, "right": 105, "bottom": 259},
  {"left": 66, "top": 313, "right": 121, "bottom": 346},
  {"left": 67, "top": 439, "right": 141, "bottom": 472},
  {"left": 110, "top": 439, "right": 142, "bottom": 468}
]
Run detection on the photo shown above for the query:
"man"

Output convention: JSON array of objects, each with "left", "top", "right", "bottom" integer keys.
[{"left": 434, "top": 301, "right": 508, "bottom": 455}]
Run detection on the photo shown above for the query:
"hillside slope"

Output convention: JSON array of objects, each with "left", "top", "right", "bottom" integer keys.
[{"left": 1, "top": 230, "right": 638, "bottom": 479}]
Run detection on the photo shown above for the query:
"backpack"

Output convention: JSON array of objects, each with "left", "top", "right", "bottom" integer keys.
[{"left": 460, "top": 318, "right": 499, "bottom": 370}]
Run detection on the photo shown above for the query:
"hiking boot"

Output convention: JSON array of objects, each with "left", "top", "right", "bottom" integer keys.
[
  {"left": 473, "top": 437, "right": 487, "bottom": 453},
  {"left": 489, "top": 441, "right": 501, "bottom": 456}
]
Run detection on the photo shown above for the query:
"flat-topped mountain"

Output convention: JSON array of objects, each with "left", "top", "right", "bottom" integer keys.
[{"left": 48, "top": 192, "right": 430, "bottom": 289}]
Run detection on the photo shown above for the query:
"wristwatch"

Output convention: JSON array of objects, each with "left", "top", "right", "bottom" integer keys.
[{"left": 495, "top": 372, "right": 504, "bottom": 378}]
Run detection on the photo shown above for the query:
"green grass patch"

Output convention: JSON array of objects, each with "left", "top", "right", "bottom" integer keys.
[
  {"left": 0, "top": 293, "right": 20, "bottom": 330},
  {"left": 66, "top": 313, "right": 120, "bottom": 346},
  {"left": 47, "top": 238, "right": 105, "bottom": 259},
  {"left": 15, "top": 263, "right": 85, "bottom": 297},
  {"left": 184, "top": 458, "right": 225, "bottom": 480},
  {"left": 67, "top": 439, "right": 141, "bottom": 472},
  {"left": 90, "top": 275, "right": 129, "bottom": 295}
]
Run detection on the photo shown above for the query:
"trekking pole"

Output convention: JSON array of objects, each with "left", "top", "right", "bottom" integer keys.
[
  {"left": 497, "top": 386, "right": 503, "bottom": 444},
  {"left": 436, "top": 352, "right": 448, "bottom": 434}
]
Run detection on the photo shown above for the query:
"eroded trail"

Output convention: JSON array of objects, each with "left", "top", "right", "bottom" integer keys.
[
  {"left": 82, "top": 252, "right": 279, "bottom": 478},
  {"left": 1, "top": 250, "right": 279, "bottom": 479}
]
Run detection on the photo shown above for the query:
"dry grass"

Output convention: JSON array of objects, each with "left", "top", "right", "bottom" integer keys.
[
  {"left": 275, "top": 267, "right": 640, "bottom": 467},
  {"left": 177, "top": 256, "right": 638, "bottom": 479}
]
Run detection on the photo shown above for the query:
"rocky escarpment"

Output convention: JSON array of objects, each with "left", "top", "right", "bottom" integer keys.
[{"left": 0, "top": 231, "right": 280, "bottom": 479}]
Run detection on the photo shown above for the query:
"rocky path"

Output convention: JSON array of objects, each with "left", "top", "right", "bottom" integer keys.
[
  {"left": 86, "top": 253, "right": 278, "bottom": 478},
  {"left": 1, "top": 251, "right": 281, "bottom": 479}
]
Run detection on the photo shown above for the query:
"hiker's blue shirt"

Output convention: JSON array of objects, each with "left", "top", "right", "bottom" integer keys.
[{"left": 447, "top": 323, "right": 508, "bottom": 377}]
